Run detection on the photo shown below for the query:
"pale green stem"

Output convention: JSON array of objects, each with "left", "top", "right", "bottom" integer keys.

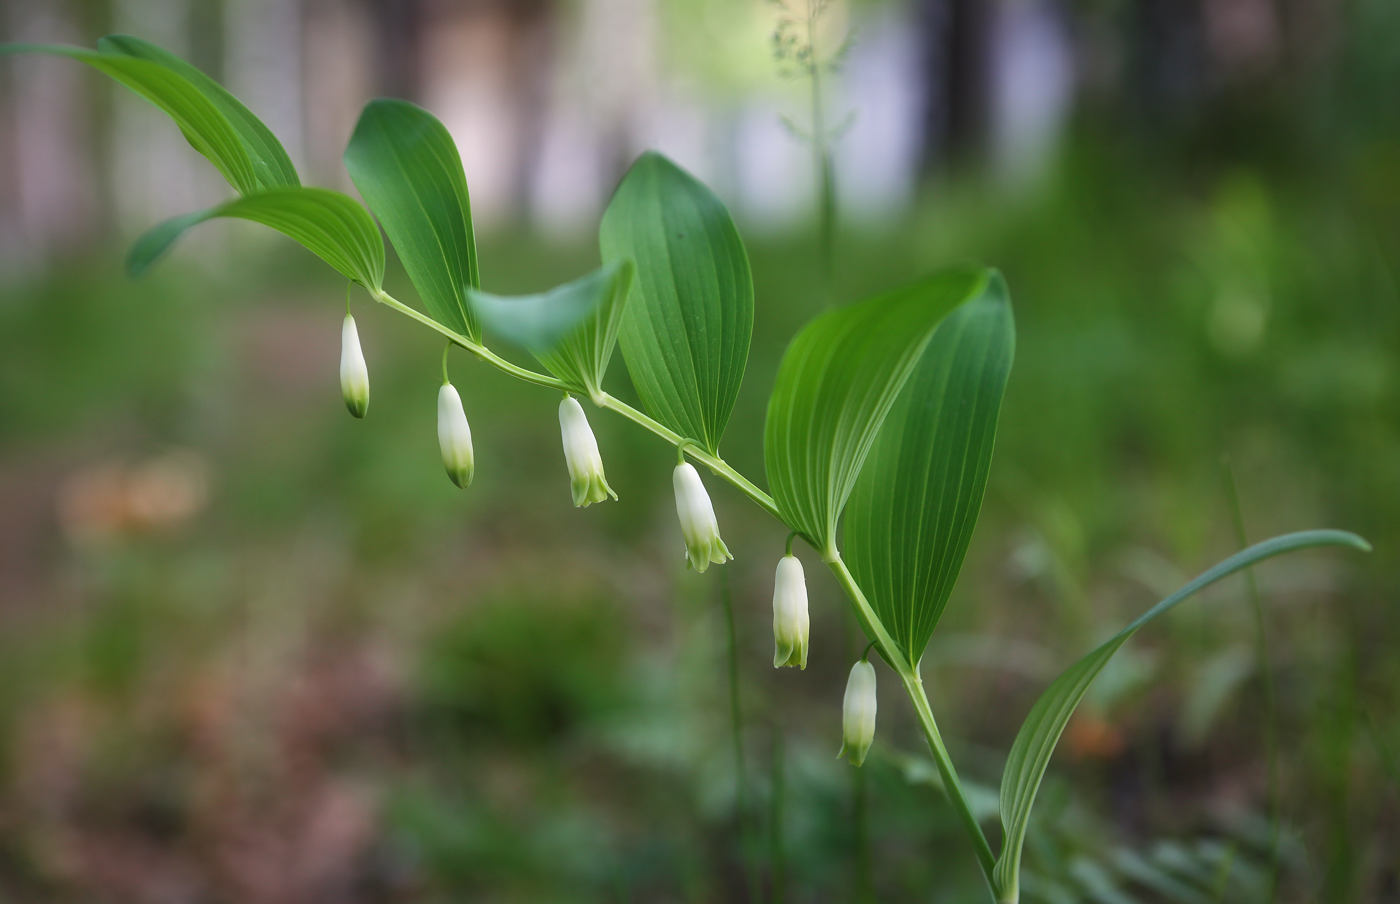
[
  {"left": 371, "top": 288, "right": 570, "bottom": 391},
  {"left": 826, "top": 555, "right": 999, "bottom": 897},
  {"left": 902, "top": 666, "right": 1000, "bottom": 897},
  {"left": 370, "top": 289, "right": 782, "bottom": 522},
  {"left": 597, "top": 392, "right": 784, "bottom": 523}
]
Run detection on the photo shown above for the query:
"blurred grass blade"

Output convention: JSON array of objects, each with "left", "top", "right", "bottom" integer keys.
[
  {"left": 844, "top": 273, "right": 1014, "bottom": 665},
  {"left": 1, "top": 43, "right": 261, "bottom": 195},
  {"left": 96, "top": 34, "right": 299, "bottom": 190},
  {"left": 763, "top": 266, "right": 989, "bottom": 554},
  {"left": 127, "top": 187, "right": 385, "bottom": 290},
  {"left": 993, "top": 529, "right": 1371, "bottom": 904},
  {"left": 600, "top": 152, "right": 753, "bottom": 455},
  {"left": 344, "top": 99, "right": 480, "bottom": 340}
]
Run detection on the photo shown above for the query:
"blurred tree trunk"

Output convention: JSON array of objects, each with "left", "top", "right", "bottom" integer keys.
[
  {"left": 917, "top": 0, "right": 992, "bottom": 173},
  {"left": 364, "top": 0, "right": 424, "bottom": 98}
]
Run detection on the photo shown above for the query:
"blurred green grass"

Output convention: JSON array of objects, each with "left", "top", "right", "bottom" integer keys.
[{"left": 0, "top": 128, "right": 1396, "bottom": 902}]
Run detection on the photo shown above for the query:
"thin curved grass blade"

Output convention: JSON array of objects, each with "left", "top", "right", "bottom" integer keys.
[
  {"left": 992, "top": 529, "right": 1371, "bottom": 904},
  {"left": 845, "top": 273, "right": 1015, "bottom": 665},
  {"left": 96, "top": 34, "right": 299, "bottom": 189},
  {"left": 763, "top": 266, "right": 989, "bottom": 554},
  {"left": 344, "top": 98, "right": 480, "bottom": 340},
  {"left": 600, "top": 152, "right": 752, "bottom": 455},
  {"left": 127, "top": 187, "right": 384, "bottom": 290}
]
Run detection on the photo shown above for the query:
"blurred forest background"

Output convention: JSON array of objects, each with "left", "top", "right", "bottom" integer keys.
[{"left": 0, "top": 0, "right": 1398, "bottom": 901}]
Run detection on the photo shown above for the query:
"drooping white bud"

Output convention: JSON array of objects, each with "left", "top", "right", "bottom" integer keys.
[
  {"left": 559, "top": 396, "right": 616, "bottom": 507},
  {"left": 340, "top": 313, "right": 369, "bottom": 418},
  {"left": 437, "top": 382, "right": 474, "bottom": 488},
  {"left": 838, "top": 659, "right": 877, "bottom": 767},
  {"left": 672, "top": 462, "right": 732, "bottom": 573},
  {"left": 772, "top": 554, "right": 809, "bottom": 669}
]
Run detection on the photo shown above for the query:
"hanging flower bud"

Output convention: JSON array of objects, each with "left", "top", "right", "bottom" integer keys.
[
  {"left": 672, "top": 462, "right": 732, "bottom": 572},
  {"left": 838, "top": 659, "right": 877, "bottom": 767},
  {"left": 340, "top": 313, "right": 369, "bottom": 418},
  {"left": 558, "top": 396, "right": 616, "bottom": 507},
  {"left": 772, "top": 554, "right": 809, "bottom": 669},
  {"left": 437, "top": 382, "right": 474, "bottom": 488}
]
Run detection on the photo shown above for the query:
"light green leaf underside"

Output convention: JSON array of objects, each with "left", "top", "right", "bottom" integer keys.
[
  {"left": 470, "top": 261, "right": 635, "bottom": 400},
  {"left": 600, "top": 152, "right": 753, "bottom": 455},
  {"left": 993, "top": 529, "right": 1371, "bottom": 903},
  {"left": 471, "top": 261, "right": 630, "bottom": 351},
  {"left": 845, "top": 273, "right": 1015, "bottom": 666},
  {"left": 95, "top": 34, "right": 299, "bottom": 190},
  {"left": 1, "top": 43, "right": 262, "bottom": 195},
  {"left": 127, "top": 187, "right": 384, "bottom": 290},
  {"left": 763, "top": 266, "right": 990, "bottom": 553},
  {"left": 344, "top": 98, "right": 480, "bottom": 340}
]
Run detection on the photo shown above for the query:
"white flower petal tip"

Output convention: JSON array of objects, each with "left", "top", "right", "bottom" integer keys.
[
  {"left": 437, "top": 383, "right": 474, "bottom": 488},
  {"left": 672, "top": 462, "right": 732, "bottom": 573},
  {"left": 340, "top": 314, "right": 369, "bottom": 418},
  {"left": 559, "top": 397, "right": 616, "bottom": 507},
  {"left": 772, "top": 555, "right": 809, "bottom": 670},
  {"left": 838, "top": 659, "right": 877, "bottom": 767}
]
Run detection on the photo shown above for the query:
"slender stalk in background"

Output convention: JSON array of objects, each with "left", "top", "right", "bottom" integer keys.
[
  {"left": 722, "top": 567, "right": 761, "bottom": 902},
  {"left": 805, "top": 0, "right": 836, "bottom": 291},
  {"left": 853, "top": 755, "right": 873, "bottom": 902},
  {"left": 1223, "top": 456, "right": 1281, "bottom": 901},
  {"left": 770, "top": 727, "right": 787, "bottom": 904},
  {"left": 771, "top": 0, "right": 847, "bottom": 302},
  {"left": 840, "top": 576, "right": 873, "bottom": 901}
]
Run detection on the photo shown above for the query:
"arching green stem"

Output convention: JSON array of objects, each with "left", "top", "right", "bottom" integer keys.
[
  {"left": 598, "top": 392, "right": 783, "bottom": 522},
  {"left": 826, "top": 554, "right": 999, "bottom": 896},
  {"left": 364, "top": 281, "right": 1000, "bottom": 899}
]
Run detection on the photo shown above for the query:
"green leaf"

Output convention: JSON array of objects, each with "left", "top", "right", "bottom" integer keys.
[
  {"left": 1, "top": 43, "right": 262, "bottom": 195},
  {"left": 600, "top": 152, "right": 752, "bottom": 455},
  {"left": 844, "top": 274, "right": 1014, "bottom": 665},
  {"left": 96, "top": 34, "right": 299, "bottom": 190},
  {"left": 344, "top": 98, "right": 480, "bottom": 340},
  {"left": 127, "top": 187, "right": 384, "bottom": 290},
  {"left": 470, "top": 261, "right": 635, "bottom": 401},
  {"left": 763, "top": 266, "right": 989, "bottom": 555},
  {"left": 992, "top": 529, "right": 1371, "bottom": 904}
]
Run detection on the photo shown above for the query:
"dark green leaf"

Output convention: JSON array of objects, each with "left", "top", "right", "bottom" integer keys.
[
  {"left": 1, "top": 43, "right": 261, "bottom": 194},
  {"left": 845, "top": 274, "right": 1014, "bottom": 665},
  {"left": 600, "top": 152, "right": 752, "bottom": 455},
  {"left": 96, "top": 34, "right": 299, "bottom": 190},
  {"left": 763, "top": 266, "right": 989, "bottom": 554},
  {"left": 470, "top": 261, "right": 634, "bottom": 400},
  {"left": 993, "top": 529, "right": 1371, "bottom": 904},
  {"left": 127, "top": 187, "right": 384, "bottom": 289},
  {"left": 344, "top": 98, "right": 480, "bottom": 340}
]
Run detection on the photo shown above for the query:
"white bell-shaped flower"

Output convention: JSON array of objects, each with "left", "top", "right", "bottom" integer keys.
[
  {"left": 437, "top": 382, "right": 474, "bottom": 488},
  {"left": 838, "top": 659, "right": 877, "bottom": 767},
  {"left": 559, "top": 396, "right": 616, "bottom": 507},
  {"left": 672, "top": 462, "right": 732, "bottom": 572},
  {"left": 340, "top": 313, "right": 369, "bottom": 418},
  {"left": 772, "top": 554, "right": 809, "bottom": 669}
]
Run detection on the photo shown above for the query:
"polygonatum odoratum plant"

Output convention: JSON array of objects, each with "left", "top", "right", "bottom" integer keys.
[{"left": 1, "top": 36, "right": 1369, "bottom": 903}]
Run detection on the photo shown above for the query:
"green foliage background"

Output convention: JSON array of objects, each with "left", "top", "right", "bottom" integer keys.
[{"left": 0, "top": 2, "right": 1398, "bottom": 901}]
